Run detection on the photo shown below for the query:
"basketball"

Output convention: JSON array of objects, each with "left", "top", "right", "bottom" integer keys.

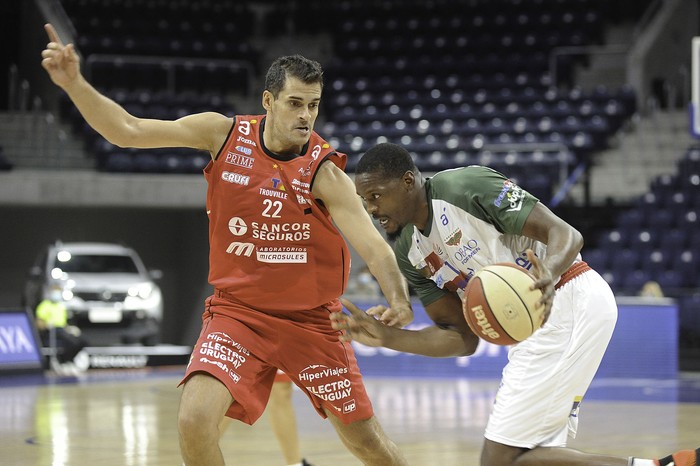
[{"left": 463, "top": 263, "right": 544, "bottom": 345}]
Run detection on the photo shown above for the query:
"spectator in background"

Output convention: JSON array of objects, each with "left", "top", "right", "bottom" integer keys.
[
  {"left": 35, "top": 286, "right": 86, "bottom": 375},
  {"left": 639, "top": 280, "right": 664, "bottom": 298}
]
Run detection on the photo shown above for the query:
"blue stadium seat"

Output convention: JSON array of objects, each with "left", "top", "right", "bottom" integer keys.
[
  {"left": 650, "top": 209, "right": 678, "bottom": 229},
  {"left": 616, "top": 209, "right": 646, "bottom": 229},
  {"left": 598, "top": 229, "right": 629, "bottom": 249},
  {"left": 102, "top": 152, "right": 133, "bottom": 172},
  {"left": 581, "top": 248, "right": 608, "bottom": 272},
  {"left": 621, "top": 269, "right": 653, "bottom": 293},
  {"left": 628, "top": 229, "right": 659, "bottom": 249},
  {"left": 679, "top": 293, "right": 700, "bottom": 334},
  {"left": 647, "top": 249, "right": 671, "bottom": 276},
  {"left": 612, "top": 249, "right": 642, "bottom": 269},
  {"left": 133, "top": 153, "right": 161, "bottom": 173},
  {"left": 183, "top": 153, "right": 210, "bottom": 173},
  {"left": 654, "top": 269, "right": 685, "bottom": 291},
  {"left": 658, "top": 229, "right": 689, "bottom": 255},
  {"left": 671, "top": 251, "right": 699, "bottom": 288}
]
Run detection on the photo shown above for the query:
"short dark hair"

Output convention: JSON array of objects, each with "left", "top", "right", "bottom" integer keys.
[
  {"left": 264, "top": 55, "right": 324, "bottom": 97},
  {"left": 356, "top": 143, "right": 418, "bottom": 178}
]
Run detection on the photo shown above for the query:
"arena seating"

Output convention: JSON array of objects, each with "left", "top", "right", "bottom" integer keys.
[
  {"left": 316, "top": 0, "right": 637, "bottom": 185},
  {"left": 56, "top": 0, "right": 637, "bottom": 192},
  {"left": 584, "top": 147, "right": 700, "bottom": 295},
  {"left": 58, "top": 0, "right": 253, "bottom": 172}
]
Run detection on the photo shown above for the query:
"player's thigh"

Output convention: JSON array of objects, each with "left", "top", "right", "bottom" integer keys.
[{"left": 179, "top": 372, "right": 233, "bottom": 426}]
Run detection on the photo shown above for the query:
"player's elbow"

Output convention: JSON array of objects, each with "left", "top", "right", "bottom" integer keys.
[
  {"left": 449, "top": 331, "right": 479, "bottom": 358},
  {"left": 571, "top": 227, "right": 584, "bottom": 254},
  {"left": 108, "top": 137, "right": 131, "bottom": 149},
  {"left": 105, "top": 115, "right": 146, "bottom": 149},
  {"left": 99, "top": 128, "right": 134, "bottom": 149},
  {"left": 456, "top": 332, "right": 480, "bottom": 357},
  {"left": 557, "top": 223, "right": 583, "bottom": 255}
]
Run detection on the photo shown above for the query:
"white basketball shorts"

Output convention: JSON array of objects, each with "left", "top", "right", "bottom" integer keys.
[{"left": 484, "top": 269, "right": 618, "bottom": 448}]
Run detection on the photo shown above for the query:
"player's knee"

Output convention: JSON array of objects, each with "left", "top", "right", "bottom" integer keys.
[
  {"left": 177, "top": 410, "right": 198, "bottom": 441},
  {"left": 178, "top": 406, "right": 216, "bottom": 442}
]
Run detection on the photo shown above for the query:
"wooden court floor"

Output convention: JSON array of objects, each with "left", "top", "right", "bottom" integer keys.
[{"left": 1, "top": 367, "right": 699, "bottom": 466}]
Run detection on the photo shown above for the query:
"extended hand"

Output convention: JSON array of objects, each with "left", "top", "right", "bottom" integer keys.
[
  {"left": 330, "top": 299, "right": 389, "bottom": 347},
  {"left": 41, "top": 23, "right": 81, "bottom": 89},
  {"left": 526, "top": 249, "right": 554, "bottom": 324},
  {"left": 368, "top": 302, "right": 413, "bottom": 328}
]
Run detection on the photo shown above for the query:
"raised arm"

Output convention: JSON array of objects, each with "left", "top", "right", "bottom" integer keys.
[
  {"left": 40, "top": 23, "right": 231, "bottom": 156},
  {"left": 313, "top": 161, "right": 413, "bottom": 327}
]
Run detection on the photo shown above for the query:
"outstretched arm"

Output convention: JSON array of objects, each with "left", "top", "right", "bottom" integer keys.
[
  {"left": 40, "top": 23, "right": 231, "bottom": 155},
  {"left": 332, "top": 294, "right": 479, "bottom": 357},
  {"left": 313, "top": 162, "right": 413, "bottom": 327}
]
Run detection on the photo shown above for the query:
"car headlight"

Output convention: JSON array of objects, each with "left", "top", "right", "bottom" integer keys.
[{"left": 128, "top": 283, "right": 153, "bottom": 300}]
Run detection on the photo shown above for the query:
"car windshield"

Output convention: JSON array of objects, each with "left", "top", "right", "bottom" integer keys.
[{"left": 56, "top": 254, "right": 139, "bottom": 274}]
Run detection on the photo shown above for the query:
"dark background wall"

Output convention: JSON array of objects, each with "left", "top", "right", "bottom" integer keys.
[
  {"left": 0, "top": 1, "right": 22, "bottom": 110},
  {"left": 0, "top": 205, "right": 212, "bottom": 345}
]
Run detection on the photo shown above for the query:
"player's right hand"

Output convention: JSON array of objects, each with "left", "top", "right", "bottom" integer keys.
[
  {"left": 525, "top": 249, "right": 554, "bottom": 324},
  {"left": 370, "top": 302, "right": 413, "bottom": 328},
  {"left": 41, "top": 23, "right": 81, "bottom": 89},
  {"left": 330, "top": 298, "right": 388, "bottom": 347}
]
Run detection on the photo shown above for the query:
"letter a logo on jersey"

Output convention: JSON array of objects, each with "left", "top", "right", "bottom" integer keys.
[{"left": 228, "top": 217, "right": 248, "bottom": 236}]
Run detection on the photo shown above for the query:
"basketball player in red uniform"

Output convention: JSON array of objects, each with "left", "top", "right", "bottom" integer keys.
[{"left": 41, "top": 24, "right": 412, "bottom": 466}]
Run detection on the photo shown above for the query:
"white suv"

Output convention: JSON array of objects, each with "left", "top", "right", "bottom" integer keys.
[{"left": 24, "top": 241, "right": 163, "bottom": 345}]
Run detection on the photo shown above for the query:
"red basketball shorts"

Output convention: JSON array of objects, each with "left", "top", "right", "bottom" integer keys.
[{"left": 180, "top": 293, "right": 374, "bottom": 425}]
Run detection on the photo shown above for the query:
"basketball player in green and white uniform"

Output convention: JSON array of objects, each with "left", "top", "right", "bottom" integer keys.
[{"left": 331, "top": 142, "right": 698, "bottom": 466}]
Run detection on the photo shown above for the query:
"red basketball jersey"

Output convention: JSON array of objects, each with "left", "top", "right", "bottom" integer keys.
[{"left": 204, "top": 115, "right": 350, "bottom": 312}]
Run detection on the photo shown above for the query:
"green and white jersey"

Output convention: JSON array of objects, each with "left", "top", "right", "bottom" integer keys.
[{"left": 394, "top": 166, "right": 546, "bottom": 307}]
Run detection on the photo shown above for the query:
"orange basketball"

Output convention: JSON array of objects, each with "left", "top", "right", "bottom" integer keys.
[{"left": 463, "top": 263, "right": 544, "bottom": 345}]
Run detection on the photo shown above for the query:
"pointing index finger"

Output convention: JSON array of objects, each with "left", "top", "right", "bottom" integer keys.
[
  {"left": 339, "top": 298, "right": 365, "bottom": 317},
  {"left": 44, "top": 23, "right": 64, "bottom": 46}
]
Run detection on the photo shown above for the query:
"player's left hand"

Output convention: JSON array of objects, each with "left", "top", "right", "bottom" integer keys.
[
  {"left": 330, "top": 299, "right": 388, "bottom": 346},
  {"left": 525, "top": 249, "right": 555, "bottom": 323},
  {"left": 41, "top": 24, "right": 81, "bottom": 90}
]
